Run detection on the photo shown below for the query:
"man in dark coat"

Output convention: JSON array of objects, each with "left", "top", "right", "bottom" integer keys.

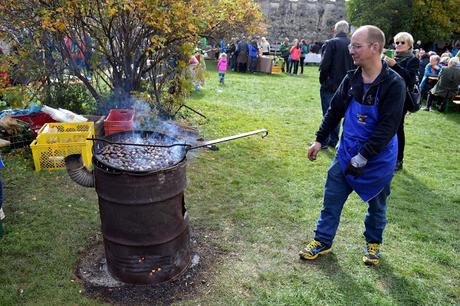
[
  {"left": 236, "top": 38, "right": 249, "bottom": 73},
  {"left": 319, "top": 20, "right": 355, "bottom": 149}
]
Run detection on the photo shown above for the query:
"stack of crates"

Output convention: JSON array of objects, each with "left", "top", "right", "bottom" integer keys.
[{"left": 30, "top": 122, "right": 95, "bottom": 171}]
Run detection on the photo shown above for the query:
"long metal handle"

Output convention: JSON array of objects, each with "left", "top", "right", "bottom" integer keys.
[
  {"left": 87, "top": 128, "right": 268, "bottom": 150},
  {"left": 186, "top": 128, "right": 268, "bottom": 151}
]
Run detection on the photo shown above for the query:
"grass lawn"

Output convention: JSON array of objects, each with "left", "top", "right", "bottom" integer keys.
[{"left": 1, "top": 61, "right": 459, "bottom": 305}]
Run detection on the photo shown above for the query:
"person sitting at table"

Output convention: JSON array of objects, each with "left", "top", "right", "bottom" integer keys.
[
  {"left": 419, "top": 54, "right": 441, "bottom": 99},
  {"left": 440, "top": 55, "right": 450, "bottom": 67},
  {"left": 425, "top": 57, "right": 460, "bottom": 112}
]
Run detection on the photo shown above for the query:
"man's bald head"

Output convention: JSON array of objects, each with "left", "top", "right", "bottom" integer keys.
[{"left": 353, "top": 25, "right": 385, "bottom": 53}]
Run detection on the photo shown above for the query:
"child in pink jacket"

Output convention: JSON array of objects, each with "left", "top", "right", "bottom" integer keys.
[{"left": 217, "top": 53, "right": 228, "bottom": 84}]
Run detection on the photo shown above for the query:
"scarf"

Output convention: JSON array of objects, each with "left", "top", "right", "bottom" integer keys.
[{"left": 394, "top": 50, "right": 414, "bottom": 64}]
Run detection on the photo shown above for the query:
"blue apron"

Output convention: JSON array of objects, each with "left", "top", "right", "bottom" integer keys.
[{"left": 337, "top": 86, "right": 397, "bottom": 202}]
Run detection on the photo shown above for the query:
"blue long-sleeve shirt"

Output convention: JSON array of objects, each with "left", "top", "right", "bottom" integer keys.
[{"left": 420, "top": 63, "right": 442, "bottom": 90}]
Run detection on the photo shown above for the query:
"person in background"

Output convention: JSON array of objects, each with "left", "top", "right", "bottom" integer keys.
[
  {"left": 289, "top": 39, "right": 301, "bottom": 75},
  {"left": 217, "top": 53, "right": 228, "bottom": 85},
  {"left": 383, "top": 32, "right": 419, "bottom": 172},
  {"left": 228, "top": 38, "right": 237, "bottom": 72},
  {"left": 417, "top": 49, "right": 430, "bottom": 83},
  {"left": 451, "top": 42, "right": 460, "bottom": 57},
  {"left": 319, "top": 20, "right": 354, "bottom": 149},
  {"left": 188, "top": 53, "right": 201, "bottom": 90},
  {"left": 300, "top": 39, "right": 309, "bottom": 75},
  {"left": 310, "top": 42, "right": 322, "bottom": 54},
  {"left": 439, "top": 55, "right": 450, "bottom": 67},
  {"left": 425, "top": 57, "right": 460, "bottom": 112},
  {"left": 300, "top": 25, "right": 405, "bottom": 265},
  {"left": 441, "top": 51, "right": 453, "bottom": 58},
  {"left": 200, "top": 37, "right": 207, "bottom": 49},
  {"left": 419, "top": 55, "right": 441, "bottom": 98},
  {"left": 248, "top": 38, "right": 259, "bottom": 73},
  {"left": 414, "top": 40, "right": 422, "bottom": 50},
  {"left": 260, "top": 37, "right": 270, "bottom": 56},
  {"left": 236, "top": 37, "right": 249, "bottom": 73},
  {"left": 219, "top": 38, "right": 227, "bottom": 54},
  {"left": 279, "top": 37, "right": 290, "bottom": 73}
]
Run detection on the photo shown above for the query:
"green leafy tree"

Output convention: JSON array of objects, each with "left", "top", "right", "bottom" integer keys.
[
  {"left": 347, "top": 0, "right": 460, "bottom": 44},
  {"left": 411, "top": 0, "right": 460, "bottom": 43}
]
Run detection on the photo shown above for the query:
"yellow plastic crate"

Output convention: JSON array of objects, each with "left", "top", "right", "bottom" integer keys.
[
  {"left": 30, "top": 131, "right": 93, "bottom": 171},
  {"left": 272, "top": 65, "right": 282, "bottom": 73},
  {"left": 38, "top": 122, "right": 95, "bottom": 135}
]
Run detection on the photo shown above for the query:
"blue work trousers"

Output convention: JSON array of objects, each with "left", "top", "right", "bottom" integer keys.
[{"left": 314, "top": 158, "right": 390, "bottom": 246}]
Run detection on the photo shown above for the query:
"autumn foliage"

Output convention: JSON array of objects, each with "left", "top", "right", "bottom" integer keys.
[{"left": 0, "top": 0, "right": 266, "bottom": 116}]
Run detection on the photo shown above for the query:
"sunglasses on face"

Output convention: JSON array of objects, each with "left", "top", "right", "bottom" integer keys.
[{"left": 395, "top": 41, "right": 406, "bottom": 45}]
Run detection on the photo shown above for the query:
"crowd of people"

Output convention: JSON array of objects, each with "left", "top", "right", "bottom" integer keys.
[{"left": 204, "top": 36, "right": 324, "bottom": 75}]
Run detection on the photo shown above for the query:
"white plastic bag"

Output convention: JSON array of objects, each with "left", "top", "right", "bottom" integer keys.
[
  {"left": 42, "top": 105, "right": 88, "bottom": 123},
  {"left": 58, "top": 108, "right": 88, "bottom": 122}
]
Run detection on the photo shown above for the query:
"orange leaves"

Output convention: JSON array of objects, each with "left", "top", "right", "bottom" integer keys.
[
  {"left": 41, "top": 15, "right": 67, "bottom": 33},
  {"left": 108, "top": 7, "right": 118, "bottom": 17}
]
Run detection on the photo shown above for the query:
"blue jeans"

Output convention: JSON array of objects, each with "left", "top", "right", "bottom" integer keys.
[
  {"left": 320, "top": 86, "right": 340, "bottom": 147},
  {"left": 314, "top": 158, "right": 390, "bottom": 246}
]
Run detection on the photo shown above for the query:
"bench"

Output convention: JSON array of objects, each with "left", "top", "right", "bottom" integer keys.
[{"left": 452, "top": 95, "right": 460, "bottom": 112}]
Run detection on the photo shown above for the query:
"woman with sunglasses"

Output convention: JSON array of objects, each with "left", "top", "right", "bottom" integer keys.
[{"left": 383, "top": 32, "right": 420, "bottom": 171}]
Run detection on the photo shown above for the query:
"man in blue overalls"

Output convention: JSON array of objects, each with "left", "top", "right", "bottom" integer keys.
[{"left": 299, "top": 25, "right": 406, "bottom": 265}]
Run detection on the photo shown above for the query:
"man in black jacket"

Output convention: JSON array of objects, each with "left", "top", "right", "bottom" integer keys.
[
  {"left": 319, "top": 20, "right": 354, "bottom": 149},
  {"left": 299, "top": 25, "right": 405, "bottom": 266}
]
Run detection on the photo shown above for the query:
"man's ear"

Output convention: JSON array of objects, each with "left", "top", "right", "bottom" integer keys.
[{"left": 370, "top": 42, "right": 380, "bottom": 55}]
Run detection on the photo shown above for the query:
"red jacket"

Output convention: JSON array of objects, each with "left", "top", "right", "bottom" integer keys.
[{"left": 290, "top": 47, "right": 301, "bottom": 61}]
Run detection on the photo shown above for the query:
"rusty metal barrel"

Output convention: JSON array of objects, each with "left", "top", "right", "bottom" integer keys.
[{"left": 93, "top": 157, "right": 191, "bottom": 284}]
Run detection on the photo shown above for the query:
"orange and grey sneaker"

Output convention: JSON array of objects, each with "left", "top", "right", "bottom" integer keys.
[
  {"left": 299, "top": 239, "right": 332, "bottom": 260},
  {"left": 363, "top": 243, "right": 381, "bottom": 266}
]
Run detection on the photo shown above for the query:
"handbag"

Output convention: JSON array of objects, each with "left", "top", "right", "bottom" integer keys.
[{"left": 406, "top": 84, "right": 422, "bottom": 112}]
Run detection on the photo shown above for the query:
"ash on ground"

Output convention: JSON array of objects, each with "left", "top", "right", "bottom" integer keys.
[{"left": 76, "top": 230, "right": 223, "bottom": 305}]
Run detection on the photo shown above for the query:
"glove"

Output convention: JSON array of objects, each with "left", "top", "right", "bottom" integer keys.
[{"left": 345, "top": 153, "right": 367, "bottom": 178}]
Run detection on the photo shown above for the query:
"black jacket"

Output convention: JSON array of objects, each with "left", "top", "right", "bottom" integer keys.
[
  {"left": 315, "top": 61, "right": 406, "bottom": 160},
  {"left": 391, "top": 55, "right": 420, "bottom": 111},
  {"left": 319, "top": 32, "right": 355, "bottom": 92}
]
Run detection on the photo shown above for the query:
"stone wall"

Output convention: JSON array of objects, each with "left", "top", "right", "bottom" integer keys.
[{"left": 257, "top": 0, "right": 346, "bottom": 44}]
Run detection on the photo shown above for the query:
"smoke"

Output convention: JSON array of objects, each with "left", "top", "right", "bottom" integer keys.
[{"left": 97, "top": 95, "right": 203, "bottom": 168}]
